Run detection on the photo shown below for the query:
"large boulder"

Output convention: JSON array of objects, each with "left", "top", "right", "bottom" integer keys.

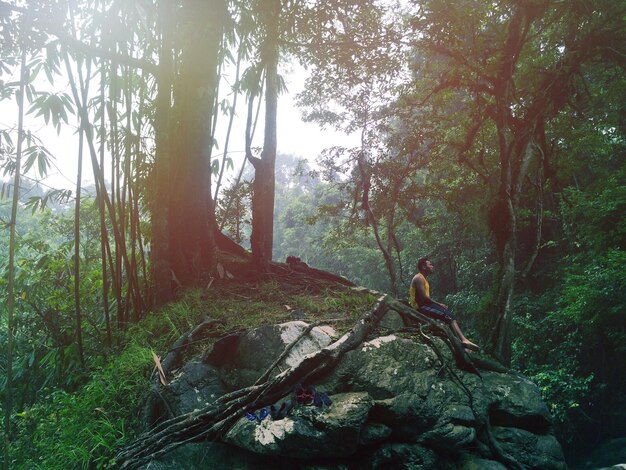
[
  {"left": 142, "top": 319, "right": 567, "bottom": 469},
  {"left": 456, "top": 454, "right": 508, "bottom": 470},
  {"left": 162, "top": 361, "right": 226, "bottom": 415},
  {"left": 480, "top": 371, "right": 552, "bottom": 434},
  {"left": 367, "top": 443, "right": 437, "bottom": 469},
  {"left": 323, "top": 334, "right": 478, "bottom": 442},
  {"left": 491, "top": 426, "right": 567, "bottom": 470},
  {"left": 224, "top": 392, "right": 373, "bottom": 458},
  {"left": 138, "top": 442, "right": 279, "bottom": 470},
  {"left": 322, "top": 332, "right": 565, "bottom": 469},
  {"left": 204, "top": 321, "right": 336, "bottom": 390}
]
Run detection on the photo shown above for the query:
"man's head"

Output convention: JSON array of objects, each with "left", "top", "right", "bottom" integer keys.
[{"left": 417, "top": 257, "right": 434, "bottom": 274}]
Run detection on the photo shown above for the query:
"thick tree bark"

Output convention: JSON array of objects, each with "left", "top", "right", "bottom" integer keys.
[
  {"left": 167, "top": 0, "right": 225, "bottom": 286},
  {"left": 251, "top": 0, "right": 280, "bottom": 274},
  {"left": 522, "top": 150, "right": 544, "bottom": 278},
  {"left": 483, "top": 5, "right": 537, "bottom": 365},
  {"left": 487, "top": 127, "right": 520, "bottom": 366},
  {"left": 491, "top": 225, "right": 517, "bottom": 365},
  {"left": 489, "top": 113, "right": 537, "bottom": 365},
  {"left": 152, "top": 0, "right": 174, "bottom": 306}
]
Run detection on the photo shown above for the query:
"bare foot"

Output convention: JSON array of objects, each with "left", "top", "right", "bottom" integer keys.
[{"left": 462, "top": 340, "right": 480, "bottom": 352}]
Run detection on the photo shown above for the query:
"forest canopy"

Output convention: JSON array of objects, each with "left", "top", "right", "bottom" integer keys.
[{"left": 1, "top": 0, "right": 625, "bottom": 467}]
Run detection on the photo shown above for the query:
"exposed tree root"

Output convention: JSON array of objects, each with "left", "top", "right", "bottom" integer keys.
[
  {"left": 160, "top": 318, "right": 226, "bottom": 375},
  {"left": 384, "top": 298, "right": 481, "bottom": 376},
  {"left": 142, "top": 318, "right": 226, "bottom": 428},
  {"left": 116, "top": 295, "right": 389, "bottom": 468},
  {"left": 118, "top": 294, "right": 522, "bottom": 469},
  {"left": 480, "top": 403, "right": 525, "bottom": 470},
  {"left": 389, "top": 300, "right": 524, "bottom": 469},
  {"left": 252, "top": 318, "right": 342, "bottom": 388}
]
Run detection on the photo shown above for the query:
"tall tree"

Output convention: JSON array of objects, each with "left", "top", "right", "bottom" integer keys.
[
  {"left": 293, "top": 0, "right": 412, "bottom": 294},
  {"left": 249, "top": 0, "right": 281, "bottom": 273},
  {"left": 164, "top": 0, "right": 226, "bottom": 288},
  {"left": 3, "top": 13, "right": 29, "bottom": 466},
  {"left": 151, "top": 0, "right": 174, "bottom": 305},
  {"left": 405, "top": 0, "right": 626, "bottom": 364}
]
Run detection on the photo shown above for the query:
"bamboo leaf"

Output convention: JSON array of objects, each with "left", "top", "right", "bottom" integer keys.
[{"left": 37, "top": 150, "right": 50, "bottom": 176}]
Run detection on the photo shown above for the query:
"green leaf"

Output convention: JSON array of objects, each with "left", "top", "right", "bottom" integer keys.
[
  {"left": 1, "top": 129, "right": 13, "bottom": 146},
  {"left": 37, "top": 150, "right": 50, "bottom": 176},
  {"left": 28, "top": 350, "right": 36, "bottom": 368}
]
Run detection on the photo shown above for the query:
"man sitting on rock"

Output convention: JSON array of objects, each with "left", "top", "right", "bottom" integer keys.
[{"left": 410, "top": 257, "right": 480, "bottom": 352}]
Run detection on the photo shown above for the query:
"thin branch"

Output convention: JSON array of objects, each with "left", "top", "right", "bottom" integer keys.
[{"left": 456, "top": 114, "right": 491, "bottom": 185}]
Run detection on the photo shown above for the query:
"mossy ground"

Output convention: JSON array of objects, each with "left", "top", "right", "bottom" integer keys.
[{"left": 10, "top": 274, "right": 377, "bottom": 469}]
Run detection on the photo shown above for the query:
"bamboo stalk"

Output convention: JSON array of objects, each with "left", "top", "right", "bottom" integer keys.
[{"left": 3, "top": 29, "right": 29, "bottom": 470}]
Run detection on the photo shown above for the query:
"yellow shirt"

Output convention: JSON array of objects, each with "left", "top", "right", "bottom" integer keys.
[{"left": 410, "top": 273, "right": 429, "bottom": 307}]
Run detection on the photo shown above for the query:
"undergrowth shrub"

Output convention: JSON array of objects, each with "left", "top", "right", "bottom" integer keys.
[
  {"left": 11, "top": 345, "right": 152, "bottom": 469},
  {"left": 8, "top": 284, "right": 376, "bottom": 468},
  {"left": 513, "top": 249, "right": 626, "bottom": 458}
]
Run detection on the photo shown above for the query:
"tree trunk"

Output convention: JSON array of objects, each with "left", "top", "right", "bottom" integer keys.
[
  {"left": 167, "top": 0, "right": 225, "bottom": 287},
  {"left": 98, "top": 64, "right": 112, "bottom": 345},
  {"left": 366, "top": 204, "right": 398, "bottom": 298},
  {"left": 250, "top": 0, "right": 280, "bottom": 274},
  {"left": 491, "top": 219, "right": 517, "bottom": 365},
  {"left": 151, "top": 0, "right": 174, "bottom": 306},
  {"left": 73, "top": 62, "right": 89, "bottom": 368},
  {"left": 488, "top": 133, "right": 535, "bottom": 365},
  {"left": 167, "top": 0, "right": 222, "bottom": 286},
  {"left": 3, "top": 37, "right": 28, "bottom": 470}
]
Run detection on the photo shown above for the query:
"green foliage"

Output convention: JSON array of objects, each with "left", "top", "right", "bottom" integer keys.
[
  {"left": 515, "top": 314, "right": 595, "bottom": 449},
  {"left": 560, "top": 249, "right": 626, "bottom": 325},
  {"left": 10, "top": 345, "right": 152, "bottom": 469},
  {"left": 126, "top": 291, "right": 214, "bottom": 352},
  {"left": 561, "top": 169, "right": 626, "bottom": 252},
  {"left": 511, "top": 113, "right": 626, "bottom": 454},
  {"left": 27, "top": 91, "right": 74, "bottom": 134},
  {"left": 4, "top": 280, "right": 377, "bottom": 467},
  {"left": 514, "top": 249, "right": 626, "bottom": 449},
  {"left": 216, "top": 181, "right": 251, "bottom": 245},
  {"left": 533, "top": 367, "right": 595, "bottom": 427}
]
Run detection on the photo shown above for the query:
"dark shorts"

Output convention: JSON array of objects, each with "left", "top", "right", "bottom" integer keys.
[{"left": 418, "top": 303, "right": 456, "bottom": 324}]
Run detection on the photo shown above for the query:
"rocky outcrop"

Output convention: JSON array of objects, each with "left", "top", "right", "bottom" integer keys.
[
  {"left": 161, "top": 361, "right": 226, "bottom": 416},
  {"left": 225, "top": 392, "right": 373, "bottom": 458},
  {"left": 141, "top": 310, "right": 566, "bottom": 469},
  {"left": 204, "top": 321, "right": 337, "bottom": 390}
]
